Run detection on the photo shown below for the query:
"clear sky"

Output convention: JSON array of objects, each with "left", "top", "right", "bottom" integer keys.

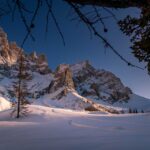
[{"left": 1, "top": 0, "right": 150, "bottom": 98}]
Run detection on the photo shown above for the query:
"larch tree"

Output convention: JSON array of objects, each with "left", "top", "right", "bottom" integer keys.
[{"left": 12, "top": 52, "right": 30, "bottom": 118}]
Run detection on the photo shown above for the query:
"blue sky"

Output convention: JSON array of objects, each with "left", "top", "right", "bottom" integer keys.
[{"left": 1, "top": 1, "right": 150, "bottom": 98}]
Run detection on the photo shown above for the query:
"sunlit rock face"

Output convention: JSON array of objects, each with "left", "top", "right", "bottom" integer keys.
[
  {"left": 70, "top": 61, "right": 132, "bottom": 103},
  {"left": 0, "top": 27, "right": 51, "bottom": 74},
  {"left": 0, "top": 27, "right": 53, "bottom": 99},
  {"left": 0, "top": 27, "right": 132, "bottom": 107},
  {"left": 0, "top": 28, "right": 21, "bottom": 65}
]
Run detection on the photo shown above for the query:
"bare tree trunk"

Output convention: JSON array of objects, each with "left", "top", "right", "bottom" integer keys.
[{"left": 16, "top": 55, "right": 23, "bottom": 118}]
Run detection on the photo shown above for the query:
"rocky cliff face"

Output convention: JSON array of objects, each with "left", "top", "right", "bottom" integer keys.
[
  {"left": 0, "top": 28, "right": 21, "bottom": 65},
  {"left": 51, "top": 65, "right": 74, "bottom": 90},
  {"left": 70, "top": 61, "right": 132, "bottom": 103},
  {"left": 0, "top": 28, "right": 52, "bottom": 100},
  {"left": 0, "top": 27, "right": 133, "bottom": 112}
]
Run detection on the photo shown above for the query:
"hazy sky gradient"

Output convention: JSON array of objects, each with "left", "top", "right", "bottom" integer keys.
[{"left": 1, "top": 1, "right": 150, "bottom": 98}]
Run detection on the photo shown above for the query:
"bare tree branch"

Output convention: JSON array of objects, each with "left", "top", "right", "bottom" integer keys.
[
  {"left": 16, "top": 0, "right": 35, "bottom": 42},
  {"left": 45, "top": 0, "right": 65, "bottom": 45},
  {"left": 65, "top": 0, "right": 149, "bottom": 8},
  {"left": 67, "top": 2, "right": 144, "bottom": 70}
]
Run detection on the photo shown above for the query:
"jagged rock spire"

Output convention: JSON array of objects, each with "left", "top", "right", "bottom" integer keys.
[
  {"left": 0, "top": 27, "right": 21, "bottom": 65},
  {"left": 48, "top": 64, "right": 75, "bottom": 94}
]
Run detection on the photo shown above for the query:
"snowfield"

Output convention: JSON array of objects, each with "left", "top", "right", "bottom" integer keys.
[
  {"left": 0, "top": 97, "right": 11, "bottom": 111},
  {"left": 91, "top": 94, "right": 150, "bottom": 113},
  {"left": 0, "top": 104, "right": 150, "bottom": 150}
]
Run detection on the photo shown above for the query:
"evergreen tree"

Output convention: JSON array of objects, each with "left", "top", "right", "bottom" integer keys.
[{"left": 135, "top": 109, "right": 138, "bottom": 113}]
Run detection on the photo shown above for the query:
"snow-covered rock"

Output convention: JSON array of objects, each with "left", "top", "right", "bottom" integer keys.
[
  {"left": 71, "top": 60, "right": 132, "bottom": 102},
  {"left": 0, "top": 27, "right": 150, "bottom": 113},
  {"left": 48, "top": 64, "right": 74, "bottom": 94}
]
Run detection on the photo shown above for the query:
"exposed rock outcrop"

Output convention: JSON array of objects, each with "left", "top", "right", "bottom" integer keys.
[
  {"left": 0, "top": 27, "right": 133, "bottom": 113},
  {"left": 0, "top": 28, "right": 21, "bottom": 65},
  {"left": 70, "top": 61, "right": 132, "bottom": 103},
  {"left": 48, "top": 64, "right": 75, "bottom": 98}
]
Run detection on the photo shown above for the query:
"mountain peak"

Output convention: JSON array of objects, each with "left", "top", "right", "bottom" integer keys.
[
  {"left": 29, "top": 51, "right": 38, "bottom": 60},
  {"left": 0, "top": 28, "right": 150, "bottom": 113},
  {"left": 0, "top": 27, "right": 21, "bottom": 65},
  {"left": 70, "top": 60, "right": 94, "bottom": 74},
  {"left": 56, "top": 64, "right": 70, "bottom": 73}
]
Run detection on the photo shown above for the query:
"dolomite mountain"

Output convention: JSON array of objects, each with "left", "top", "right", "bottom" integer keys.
[{"left": 0, "top": 27, "right": 150, "bottom": 113}]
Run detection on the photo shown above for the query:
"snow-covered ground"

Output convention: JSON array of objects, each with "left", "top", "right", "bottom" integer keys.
[
  {"left": 34, "top": 90, "right": 150, "bottom": 113},
  {"left": 0, "top": 104, "right": 150, "bottom": 150},
  {"left": 0, "top": 97, "right": 11, "bottom": 111},
  {"left": 91, "top": 94, "right": 150, "bottom": 113}
]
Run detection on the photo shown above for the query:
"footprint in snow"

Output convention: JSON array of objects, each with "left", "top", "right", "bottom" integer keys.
[
  {"left": 68, "top": 120, "right": 72, "bottom": 125},
  {"left": 51, "top": 109, "right": 55, "bottom": 113},
  {"left": 114, "top": 126, "right": 125, "bottom": 130},
  {"left": 69, "top": 120, "right": 98, "bottom": 129}
]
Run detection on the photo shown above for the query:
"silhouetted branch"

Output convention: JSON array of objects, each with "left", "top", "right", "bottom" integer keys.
[
  {"left": 16, "top": 0, "right": 35, "bottom": 42},
  {"left": 67, "top": 2, "right": 144, "bottom": 70},
  {"left": 45, "top": 0, "right": 65, "bottom": 45},
  {"left": 65, "top": 0, "right": 149, "bottom": 8},
  {"left": 0, "top": 0, "right": 147, "bottom": 71},
  {"left": 103, "top": 7, "right": 118, "bottom": 21}
]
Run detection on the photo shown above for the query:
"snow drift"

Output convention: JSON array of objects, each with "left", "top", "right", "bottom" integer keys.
[{"left": 0, "top": 97, "right": 11, "bottom": 111}]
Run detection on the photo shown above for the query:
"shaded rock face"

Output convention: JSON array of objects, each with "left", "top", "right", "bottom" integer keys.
[
  {"left": 0, "top": 27, "right": 132, "bottom": 104},
  {"left": 26, "top": 52, "right": 51, "bottom": 74},
  {"left": 70, "top": 61, "right": 132, "bottom": 102},
  {"left": 46, "top": 61, "right": 132, "bottom": 103},
  {"left": 48, "top": 64, "right": 74, "bottom": 95}
]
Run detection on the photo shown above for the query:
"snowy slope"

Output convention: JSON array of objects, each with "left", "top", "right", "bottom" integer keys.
[
  {"left": 27, "top": 72, "right": 53, "bottom": 94},
  {"left": 34, "top": 88, "right": 96, "bottom": 111},
  {"left": 0, "top": 104, "right": 150, "bottom": 150},
  {"left": 91, "top": 94, "right": 150, "bottom": 113},
  {"left": 0, "top": 97, "right": 11, "bottom": 111}
]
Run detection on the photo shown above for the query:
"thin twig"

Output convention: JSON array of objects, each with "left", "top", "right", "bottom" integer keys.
[
  {"left": 67, "top": 2, "right": 144, "bottom": 70},
  {"left": 16, "top": 0, "right": 35, "bottom": 42},
  {"left": 45, "top": 0, "right": 65, "bottom": 45}
]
